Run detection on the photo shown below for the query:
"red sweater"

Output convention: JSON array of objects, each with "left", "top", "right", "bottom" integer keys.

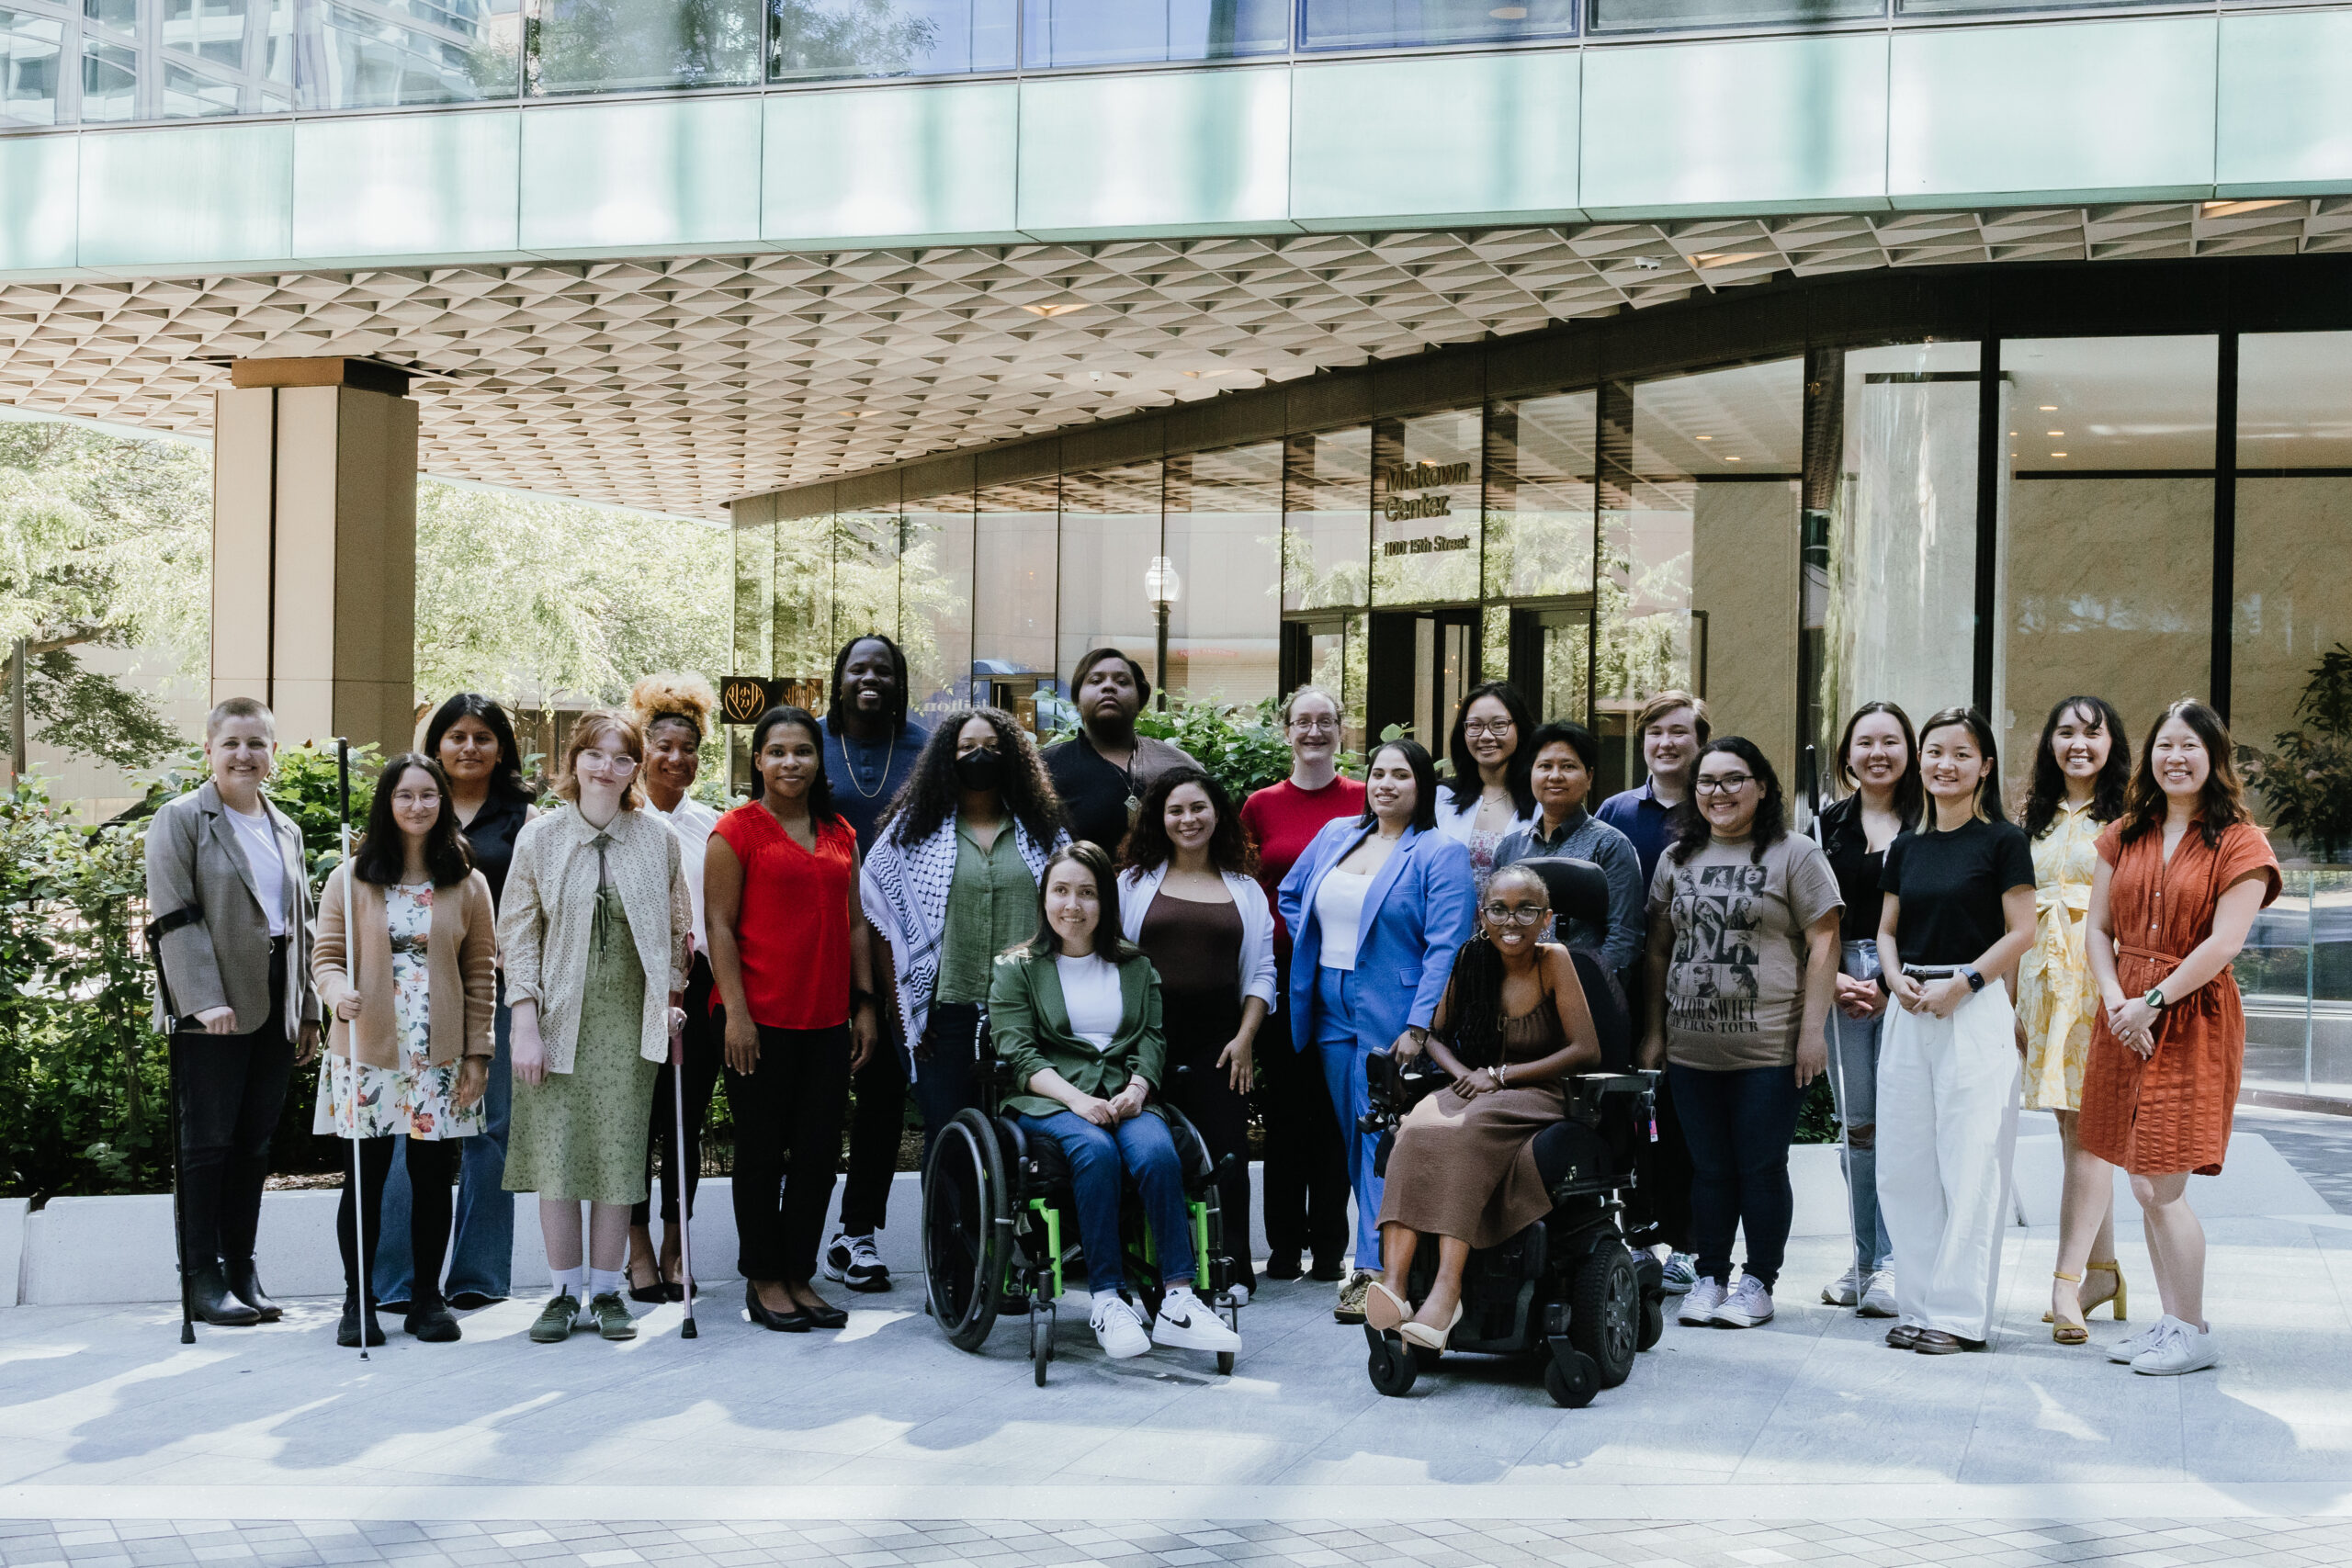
[
  {"left": 712, "top": 804, "right": 855, "bottom": 1031},
  {"left": 1240, "top": 776, "right": 1368, "bottom": 958}
]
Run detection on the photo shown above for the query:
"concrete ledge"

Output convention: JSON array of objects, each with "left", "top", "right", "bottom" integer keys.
[{"left": 0, "top": 1196, "right": 26, "bottom": 1306}]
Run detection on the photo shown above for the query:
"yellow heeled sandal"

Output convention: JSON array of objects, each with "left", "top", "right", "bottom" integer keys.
[
  {"left": 2049, "top": 1271, "right": 2088, "bottom": 1345},
  {"left": 2082, "top": 1258, "right": 2127, "bottom": 1321}
]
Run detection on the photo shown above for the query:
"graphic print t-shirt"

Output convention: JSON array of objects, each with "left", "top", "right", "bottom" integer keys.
[{"left": 1646, "top": 834, "right": 1844, "bottom": 1071}]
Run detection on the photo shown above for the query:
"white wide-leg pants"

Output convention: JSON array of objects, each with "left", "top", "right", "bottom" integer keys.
[{"left": 1877, "top": 983, "right": 2020, "bottom": 1343}]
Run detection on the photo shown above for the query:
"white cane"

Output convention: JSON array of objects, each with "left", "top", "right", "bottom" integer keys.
[{"left": 338, "top": 739, "right": 369, "bottom": 1361}]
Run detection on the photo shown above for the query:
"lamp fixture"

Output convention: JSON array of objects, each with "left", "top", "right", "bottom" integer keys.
[
  {"left": 1690, "top": 252, "right": 1770, "bottom": 267},
  {"left": 2046, "top": 430, "right": 2064, "bottom": 436},
  {"left": 2051, "top": 451, "right": 2068, "bottom": 458},
  {"left": 2039, "top": 405, "right": 2058, "bottom": 412},
  {"left": 1695, "top": 434, "right": 1713, "bottom": 441},
  {"left": 2202, "top": 198, "right": 2290, "bottom": 219},
  {"left": 1022, "top": 302, "right": 1088, "bottom": 318}
]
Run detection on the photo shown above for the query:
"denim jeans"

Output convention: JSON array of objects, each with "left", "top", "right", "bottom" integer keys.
[
  {"left": 374, "top": 984, "right": 513, "bottom": 1304},
  {"left": 1668, "top": 1059, "right": 1803, "bottom": 1292},
  {"left": 1311, "top": 964, "right": 1385, "bottom": 1268},
  {"left": 1018, "top": 1110, "right": 1193, "bottom": 1293},
  {"left": 1826, "top": 939, "right": 1895, "bottom": 1275}
]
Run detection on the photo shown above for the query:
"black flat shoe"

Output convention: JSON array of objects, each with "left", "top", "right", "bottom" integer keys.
[
  {"left": 223, "top": 1259, "right": 283, "bottom": 1323},
  {"left": 1264, "top": 1254, "right": 1304, "bottom": 1282},
  {"left": 1308, "top": 1257, "right": 1346, "bottom": 1283},
  {"left": 744, "top": 1281, "right": 810, "bottom": 1333},
  {"left": 628, "top": 1261, "right": 667, "bottom": 1304},
  {"left": 664, "top": 1273, "right": 699, "bottom": 1303},
  {"left": 404, "top": 1302, "right": 462, "bottom": 1343},
  {"left": 796, "top": 1294, "right": 848, "bottom": 1330}
]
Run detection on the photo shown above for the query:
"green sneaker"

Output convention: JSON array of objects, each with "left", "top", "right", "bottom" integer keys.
[
  {"left": 587, "top": 1291, "right": 638, "bottom": 1341},
  {"left": 528, "top": 1292, "right": 581, "bottom": 1344}
]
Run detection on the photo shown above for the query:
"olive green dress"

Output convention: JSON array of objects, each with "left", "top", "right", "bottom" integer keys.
[{"left": 504, "top": 883, "right": 662, "bottom": 1204}]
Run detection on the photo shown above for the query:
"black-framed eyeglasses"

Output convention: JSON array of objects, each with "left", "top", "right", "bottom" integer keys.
[
  {"left": 1694, "top": 773, "right": 1755, "bottom": 795},
  {"left": 1481, "top": 902, "right": 1546, "bottom": 926},
  {"left": 1463, "top": 719, "right": 1516, "bottom": 738}
]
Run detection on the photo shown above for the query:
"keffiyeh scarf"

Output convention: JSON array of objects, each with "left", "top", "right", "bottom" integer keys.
[{"left": 861, "top": 813, "right": 1059, "bottom": 1067}]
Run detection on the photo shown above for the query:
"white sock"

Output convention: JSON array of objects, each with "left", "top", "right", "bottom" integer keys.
[
  {"left": 1160, "top": 1283, "right": 1199, "bottom": 1310},
  {"left": 1092, "top": 1288, "right": 1125, "bottom": 1314},
  {"left": 551, "top": 1266, "right": 584, "bottom": 1298},
  {"left": 586, "top": 1267, "right": 623, "bottom": 1300}
]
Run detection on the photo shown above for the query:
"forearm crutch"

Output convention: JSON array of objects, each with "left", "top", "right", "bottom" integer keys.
[
  {"left": 339, "top": 739, "right": 369, "bottom": 1361},
  {"left": 143, "top": 916, "right": 197, "bottom": 1346},
  {"left": 671, "top": 950, "right": 697, "bottom": 1339}
]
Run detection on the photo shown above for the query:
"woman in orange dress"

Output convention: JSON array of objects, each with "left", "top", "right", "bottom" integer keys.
[{"left": 2069, "top": 701, "right": 2279, "bottom": 1377}]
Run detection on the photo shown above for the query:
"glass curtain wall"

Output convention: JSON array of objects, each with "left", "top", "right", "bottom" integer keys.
[
  {"left": 770, "top": 508, "right": 835, "bottom": 705},
  {"left": 1486, "top": 389, "right": 1599, "bottom": 728},
  {"left": 1020, "top": 0, "right": 1285, "bottom": 67},
  {"left": 1164, "top": 442, "right": 1283, "bottom": 706},
  {"left": 1300, "top": 0, "right": 1576, "bottom": 50},
  {"left": 1371, "top": 409, "right": 1482, "bottom": 609},
  {"left": 298, "top": 0, "right": 519, "bottom": 108},
  {"left": 902, "top": 486, "right": 976, "bottom": 724},
  {"left": 69, "top": 0, "right": 294, "bottom": 121},
  {"left": 528, "top": 0, "right": 763, "bottom": 94},
  {"left": 972, "top": 473, "right": 1058, "bottom": 732},
  {"left": 772, "top": 0, "right": 1012, "bottom": 80},
  {"left": 1057, "top": 459, "right": 1165, "bottom": 706},
  {"left": 1282, "top": 428, "right": 1372, "bottom": 750},
  {"left": 1996, "top": 336, "right": 2216, "bottom": 768}
]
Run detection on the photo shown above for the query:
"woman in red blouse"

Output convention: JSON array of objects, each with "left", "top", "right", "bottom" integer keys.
[
  {"left": 707, "top": 705, "right": 878, "bottom": 1333},
  {"left": 2071, "top": 701, "right": 2279, "bottom": 1376}
]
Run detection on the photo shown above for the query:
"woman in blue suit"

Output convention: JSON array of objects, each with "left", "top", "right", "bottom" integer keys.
[{"left": 1279, "top": 738, "right": 1476, "bottom": 1324}]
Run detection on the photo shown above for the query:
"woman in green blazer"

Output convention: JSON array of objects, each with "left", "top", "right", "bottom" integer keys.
[{"left": 989, "top": 842, "right": 1244, "bottom": 1364}]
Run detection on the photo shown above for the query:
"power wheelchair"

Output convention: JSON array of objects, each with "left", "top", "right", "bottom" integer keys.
[
  {"left": 1357, "top": 856, "right": 1669, "bottom": 1407},
  {"left": 921, "top": 1038, "right": 1244, "bottom": 1386}
]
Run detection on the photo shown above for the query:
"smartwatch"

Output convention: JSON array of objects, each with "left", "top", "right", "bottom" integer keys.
[
  {"left": 1959, "top": 965, "right": 1985, "bottom": 993},
  {"left": 2144, "top": 985, "right": 2167, "bottom": 1010}
]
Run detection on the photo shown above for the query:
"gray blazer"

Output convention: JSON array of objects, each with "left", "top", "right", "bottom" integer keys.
[{"left": 143, "top": 779, "right": 318, "bottom": 1039}]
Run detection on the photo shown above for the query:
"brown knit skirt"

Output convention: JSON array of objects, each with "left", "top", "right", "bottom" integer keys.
[{"left": 1377, "top": 1080, "right": 1566, "bottom": 1250}]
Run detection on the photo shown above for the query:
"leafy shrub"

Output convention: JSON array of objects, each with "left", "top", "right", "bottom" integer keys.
[{"left": 2244, "top": 643, "right": 2352, "bottom": 863}]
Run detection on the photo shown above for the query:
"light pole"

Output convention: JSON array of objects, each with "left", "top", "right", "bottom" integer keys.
[{"left": 1143, "top": 557, "right": 1182, "bottom": 714}]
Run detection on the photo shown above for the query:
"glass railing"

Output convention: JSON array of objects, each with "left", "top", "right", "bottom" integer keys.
[{"left": 2238, "top": 866, "right": 2352, "bottom": 1101}]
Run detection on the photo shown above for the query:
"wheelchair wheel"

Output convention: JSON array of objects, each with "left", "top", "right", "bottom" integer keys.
[
  {"left": 1364, "top": 1327, "right": 1418, "bottom": 1397},
  {"left": 1638, "top": 1294, "right": 1666, "bottom": 1352},
  {"left": 1029, "top": 1303, "right": 1055, "bottom": 1387},
  {"left": 922, "top": 1109, "right": 1009, "bottom": 1354},
  {"left": 1569, "top": 1243, "right": 1641, "bottom": 1390},
  {"left": 1544, "top": 1348, "right": 1599, "bottom": 1409}
]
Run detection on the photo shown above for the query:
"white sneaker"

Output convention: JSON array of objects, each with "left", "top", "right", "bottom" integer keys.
[
  {"left": 1224, "top": 1284, "right": 1250, "bottom": 1310},
  {"left": 2130, "top": 1315, "right": 2219, "bottom": 1377},
  {"left": 2106, "top": 1319, "right": 2169, "bottom": 1364},
  {"left": 1152, "top": 1286, "right": 1242, "bottom": 1353},
  {"left": 1089, "top": 1294, "right": 1151, "bottom": 1359},
  {"left": 1661, "top": 1252, "right": 1699, "bottom": 1294},
  {"left": 1858, "top": 1270, "right": 1899, "bottom": 1319},
  {"left": 1820, "top": 1265, "right": 1864, "bottom": 1307},
  {"left": 1678, "top": 1277, "right": 1727, "bottom": 1325},
  {"left": 1713, "top": 1275, "right": 1774, "bottom": 1328}
]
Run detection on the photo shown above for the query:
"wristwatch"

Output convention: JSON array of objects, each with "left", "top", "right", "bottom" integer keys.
[
  {"left": 2143, "top": 985, "right": 2168, "bottom": 1010},
  {"left": 1960, "top": 965, "right": 1985, "bottom": 993}
]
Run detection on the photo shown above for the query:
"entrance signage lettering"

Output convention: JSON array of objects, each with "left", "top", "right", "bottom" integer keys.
[
  {"left": 1381, "top": 535, "right": 1472, "bottom": 558},
  {"left": 1378, "top": 460, "right": 1472, "bottom": 523}
]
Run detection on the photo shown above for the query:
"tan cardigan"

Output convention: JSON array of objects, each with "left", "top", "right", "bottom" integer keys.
[
  {"left": 497, "top": 803, "right": 691, "bottom": 1074},
  {"left": 314, "top": 864, "right": 498, "bottom": 1070}
]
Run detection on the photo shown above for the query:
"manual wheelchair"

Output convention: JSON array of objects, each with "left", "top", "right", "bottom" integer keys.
[
  {"left": 921, "top": 1049, "right": 1244, "bottom": 1386},
  {"left": 1356, "top": 856, "right": 1670, "bottom": 1407}
]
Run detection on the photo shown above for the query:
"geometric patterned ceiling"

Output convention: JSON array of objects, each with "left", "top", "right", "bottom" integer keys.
[{"left": 0, "top": 197, "right": 2345, "bottom": 521}]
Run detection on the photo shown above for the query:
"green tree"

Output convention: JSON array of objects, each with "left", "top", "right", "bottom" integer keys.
[{"left": 2245, "top": 643, "right": 2352, "bottom": 863}]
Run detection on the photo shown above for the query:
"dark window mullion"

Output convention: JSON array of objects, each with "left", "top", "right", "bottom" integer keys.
[{"left": 2213, "top": 329, "right": 2239, "bottom": 723}]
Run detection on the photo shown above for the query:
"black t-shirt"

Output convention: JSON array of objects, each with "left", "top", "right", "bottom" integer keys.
[
  {"left": 1819, "top": 794, "right": 1903, "bottom": 943},
  {"left": 1881, "top": 817, "right": 2036, "bottom": 966},
  {"left": 1041, "top": 731, "right": 1197, "bottom": 855},
  {"left": 458, "top": 792, "right": 531, "bottom": 911}
]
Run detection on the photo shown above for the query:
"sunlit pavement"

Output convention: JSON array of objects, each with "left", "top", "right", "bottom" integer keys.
[{"left": 3, "top": 1114, "right": 2347, "bottom": 1563}]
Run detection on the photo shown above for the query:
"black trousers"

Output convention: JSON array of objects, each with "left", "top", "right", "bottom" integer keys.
[
  {"left": 1622, "top": 959, "right": 1694, "bottom": 1253},
  {"left": 1159, "top": 986, "right": 1257, "bottom": 1292},
  {"left": 338, "top": 1134, "right": 456, "bottom": 1307},
  {"left": 837, "top": 1027, "right": 907, "bottom": 1236},
  {"left": 724, "top": 1014, "right": 854, "bottom": 1282},
  {"left": 1255, "top": 954, "right": 1349, "bottom": 1269},
  {"left": 912, "top": 1000, "right": 987, "bottom": 1169},
  {"left": 635, "top": 953, "right": 720, "bottom": 1228},
  {"left": 171, "top": 941, "right": 295, "bottom": 1270}
]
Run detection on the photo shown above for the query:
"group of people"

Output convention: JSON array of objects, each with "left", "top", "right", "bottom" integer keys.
[{"left": 145, "top": 638, "right": 2278, "bottom": 1379}]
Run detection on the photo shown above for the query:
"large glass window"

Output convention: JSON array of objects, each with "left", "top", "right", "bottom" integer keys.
[
  {"left": 1818, "top": 342, "right": 1983, "bottom": 769},
  {"left": 1298, "top": 0, "right": 1577, "bottom": 50},
  {"left": 1056, "top": 459, "right": 1164, "bottom": 709},
  {"left": 1283, "top": 427, "right": 1370, "bottom": 615},
  {"left": 1371, "top": 408, "right": 1481, "bottom": 609},
  {"left": 74, "top": 0, "right": 293, "bottom": 120},
  {"left": 1588, "top": 0, "right": 1876, "bottom": 33},
  {"left": 299, "top": 0, "right": 519, "bottom": 108},
  {"left": 770, "top": 510, "right": 836, "bottom": 704},
  {"left": 771, "top": 0, "right": 1011, "bottom": 82},
  {"left": 973, "top": 474, "right": 1058, "bottom": 732},
  {"left": 1996, "top": 336, "right": 2215, "bottom": 770},
  {"left": 733, "top": 516, "right": 776, "bottom": 678},
  {"left": 1598, "top": 359, "right": 1802, "bottom": 792},
  {"left": 529, "top": 0, "right": 762, "bottom": 94},
  {"left": 1, "top": 4, "right": 66, "bottom": 124},
  {"left": 901, "top": 486, "right": 975, "bottom": 725},
  {"left": 1487, "top": 389, "right": 1598, "bottom": 726},
  {"left": 1164, "top": 441, "right": 1281, "bottom": 706},
  {"left": 1020, "top": 0, "right": 1283, "bottom": 68}
]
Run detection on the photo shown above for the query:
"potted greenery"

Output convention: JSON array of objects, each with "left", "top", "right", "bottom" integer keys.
[{"left": 2243, "top": 643, "right": 2352, "bottom": 864}]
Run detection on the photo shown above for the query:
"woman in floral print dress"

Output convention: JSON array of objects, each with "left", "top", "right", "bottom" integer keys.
[{"left": 314, "top": 753, "right": 497, "bottom": 1348}]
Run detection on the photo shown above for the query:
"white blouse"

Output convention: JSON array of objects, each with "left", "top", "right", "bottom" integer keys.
[
  {"left": 1055, "top": 953, "right": 1124, "bottom": 1048},
  {"left": 1314, "top": 869, "right": 1373, "bottom": 973}
]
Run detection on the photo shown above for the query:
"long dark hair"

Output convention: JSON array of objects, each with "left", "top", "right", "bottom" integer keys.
[
  {"left": 1023, "top": 841, "right": 1146, "bottom": 964},
  {"left": 1834, "top": 700, "right": 1923, "bottom": 829},
  {"left": 353, "top": 753, "right": 473, "bottom": 888},
  {"left": 1917, "top": 705, "right": 2007, "bottom": 826},
  {"left": 749, "top": 705, "right": 843, "bottom": 829},
  {"left": 422, "top": 693, "right": 534, "bottom": 808},
  {"left": 1667, "top": 737, "right": 1787, "bottom": 866},
  {"left": 2118, "top": 700, "right": 2252, "bottom": 851},
  {"left": 1441, "top": 863, "right": 1550, "bottom": 1070},
  {"left": 886, "top": 705, "right": 1063, "bottom": 849},
  {"left": 1442, "top": 680, "right": 1538, "bottom": 818},
  {"left": 826, "top": 633, "right": 910, "bottom": 736},
  {"left": 1119, "top": 765, "right": 1255, "bottom": 876},
  {"left": 1360, "top": 738, "right": 1442, "bottom": 834},
  {"left": 2020, "top": 694, "right": 2131, "bottom": 840}
]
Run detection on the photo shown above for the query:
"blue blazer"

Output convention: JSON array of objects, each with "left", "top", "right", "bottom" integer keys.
[{"left": 1277, "top": 819, "right": 1476, "bottom": 1056}]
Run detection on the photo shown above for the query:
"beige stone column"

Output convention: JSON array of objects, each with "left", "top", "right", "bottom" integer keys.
[{"left": 211, "top": 358, "right": 417, "bottom": 754}]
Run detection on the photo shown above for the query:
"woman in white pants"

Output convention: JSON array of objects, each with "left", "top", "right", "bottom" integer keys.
[{"left": 1873, "top": 705, "right": 2037, "bottom": 1355}]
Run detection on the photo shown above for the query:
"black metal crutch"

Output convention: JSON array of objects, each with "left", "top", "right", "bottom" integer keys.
[
  {"left": 1805, "top": 745, "right": 1864, "bottom": 1291},
  {"left": 670, "top": 962, "right": 697, "bottom": 1339},
  {"left": 141, "top": 911, "right": 199, "bottom": 1345},
  {"left": 338, "top": 739, "right": 370, "bottom": 1361}
]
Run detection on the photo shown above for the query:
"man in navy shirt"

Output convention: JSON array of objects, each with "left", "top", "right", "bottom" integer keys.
[
  {"left": 1594, "top": 689, "right": 1708, "bottom": 1296},
  {"left": 820, "top": 634, "right": 930, "bottom": 1292}
]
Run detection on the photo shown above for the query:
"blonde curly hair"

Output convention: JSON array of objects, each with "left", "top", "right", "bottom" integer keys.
[{"left": 628, "top": 671, "right": 718, "bottom": 743}]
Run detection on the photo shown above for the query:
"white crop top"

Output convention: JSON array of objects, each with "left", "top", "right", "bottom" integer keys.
[{"left": 1314, "top": 869, "right": 1373, "bottom": 972}]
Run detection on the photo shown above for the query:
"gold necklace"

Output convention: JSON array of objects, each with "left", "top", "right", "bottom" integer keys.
[{"left": 839, "top": 727, "right": 897, "bottom": 799}]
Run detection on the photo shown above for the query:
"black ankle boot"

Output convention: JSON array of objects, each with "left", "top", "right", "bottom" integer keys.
[
  {"left": 223, "top": 1259, "right": 282, "bottom": 1322},
  {"left": 189, "top": 1263, "right": 262, "bottom": 1327},
  {"left": 404, "top": 1297, "right": 461, "bottom": 1343},
  {"left": 336, "top": 1291, "right": 386, "bottom": 1348}
]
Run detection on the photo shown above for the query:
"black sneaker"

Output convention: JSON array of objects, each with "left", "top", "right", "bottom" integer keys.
[
  {"left": 336, "top": 1294, "right": 387, "bottom": 1348},
  {"left": 405, "top": 1302, "right": 462, "bottom": 1343},
  {"left": 822, "top": 1232, "right": 891, "bottom": 1292}
]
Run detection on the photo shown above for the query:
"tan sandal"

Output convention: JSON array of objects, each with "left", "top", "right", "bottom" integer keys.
[
  {"left": 1365, "top": 1280, "right": 1413, "bottom": 1334},
  {"left": 2042, "top": 1258, "right": 2128, "bottom": 1323},
  {"left": 2050, "top": 1270, "right": 2088, "bottom": 1345}
]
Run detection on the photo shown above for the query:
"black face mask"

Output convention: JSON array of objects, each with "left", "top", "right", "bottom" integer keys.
[{"left": 954, "top": 747, "right": 1004, "bottom": 792}]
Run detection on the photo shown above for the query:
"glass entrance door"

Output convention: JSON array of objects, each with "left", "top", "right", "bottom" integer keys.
[{"left": 1368, "top": 608, "right": 1480, "bottom": 765}]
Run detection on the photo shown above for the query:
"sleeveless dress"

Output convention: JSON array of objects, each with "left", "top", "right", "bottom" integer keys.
[
  {"left": 2018, "top": 799, "right": 2104, "bottom": 1111},
  {"left": 503, "top": 881, "right": 662, "bottom": 1204},
  {"left": 1377, "top": 991, "right": 1571, "bottom": 1250}
]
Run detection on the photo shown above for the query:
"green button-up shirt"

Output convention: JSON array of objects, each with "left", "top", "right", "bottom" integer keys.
[{"left": 936, "top": 818, "right": 1039, "bottom": 1005}]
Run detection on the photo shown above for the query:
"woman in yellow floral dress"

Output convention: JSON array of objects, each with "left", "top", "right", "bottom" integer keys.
[{"left": 2016, "top": 696, "right": 2132, "bottom": 1339}]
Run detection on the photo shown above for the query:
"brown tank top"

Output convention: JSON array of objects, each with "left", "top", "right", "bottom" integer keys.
[{"left": 1138, "top": 888, "right": 1244, "bottom": 996}]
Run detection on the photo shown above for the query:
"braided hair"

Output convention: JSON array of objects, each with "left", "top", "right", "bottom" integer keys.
[{"left": 1439, "top": 863, "right": 1549, "bottom": 1071}]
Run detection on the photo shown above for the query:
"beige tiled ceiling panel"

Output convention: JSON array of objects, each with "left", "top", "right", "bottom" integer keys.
[{"left": 3, "top": 202, "right": 2349, "bottom": 520}]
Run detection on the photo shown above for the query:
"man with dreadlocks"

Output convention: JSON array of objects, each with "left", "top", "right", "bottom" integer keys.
[{"left": 1366, "top": 863, "right": 1604, "bottom": 1352}]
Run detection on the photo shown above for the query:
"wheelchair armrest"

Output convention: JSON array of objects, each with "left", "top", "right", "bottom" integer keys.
[{"left": 1573, "top": 1073, "right": 1653, "bottom": 1096}]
